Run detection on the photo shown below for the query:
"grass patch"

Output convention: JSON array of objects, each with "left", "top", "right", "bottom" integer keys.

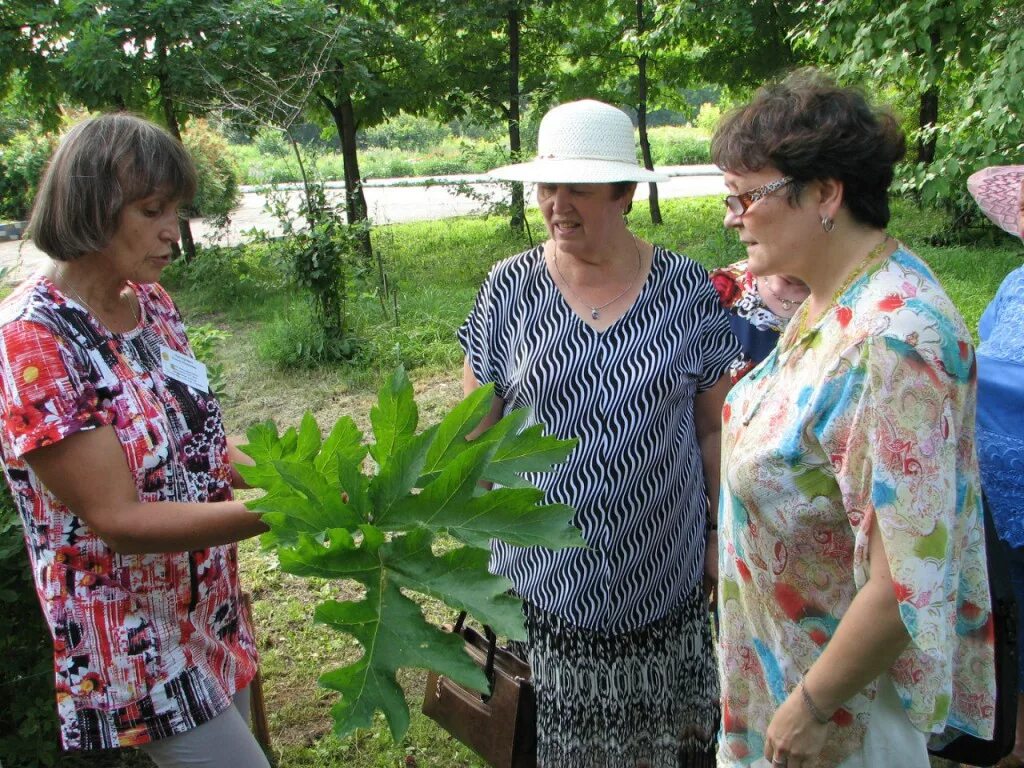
[{"left": 159, "top": 195, "right": 1018, "bottom": 766}]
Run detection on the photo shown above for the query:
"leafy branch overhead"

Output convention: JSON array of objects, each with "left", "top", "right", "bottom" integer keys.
[{"left": 237, "top": 368, "right": 584, "bottom": 741}]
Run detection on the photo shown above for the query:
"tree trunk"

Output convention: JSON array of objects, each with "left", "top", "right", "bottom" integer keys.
[
  {"left": 320, "top": 88, "right": 373, "bottom": 264},
  {"left": 916, "top": 28, "right": 942, "bottom": 165},
  {"left": 636, "top": 0, "right": 661, "bottom": 224},
  {"left": 506, "top": 5, "right": 525, "bottom": 233},
  {"left": 156, "top": 40, "right": 197, "bottom": 261}
]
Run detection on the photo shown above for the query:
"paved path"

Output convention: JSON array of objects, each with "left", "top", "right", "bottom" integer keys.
[{"left": 0, "top": 165, "right": 725, "bottom": 281}]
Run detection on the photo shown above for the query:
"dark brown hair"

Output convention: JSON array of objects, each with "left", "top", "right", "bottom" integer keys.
[
  {"left": 30, "top": 113, "right": 197, "bottom": 262},
  {"left": 711, "top": 69, "right": 906, "bottom": 228}
]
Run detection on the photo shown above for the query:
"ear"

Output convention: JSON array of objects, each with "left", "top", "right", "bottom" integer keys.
[
  {"left": 621, "top": 183, "right": 638, "bottom": 214},
  {"left": 816, "top": 178, "right": 844, "bottom": 220}
]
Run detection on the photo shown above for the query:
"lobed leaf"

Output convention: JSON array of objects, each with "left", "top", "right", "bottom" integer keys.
[
  {"left": 369, "top": 367, "right": 419, "bottom": 465},
  {"left": 316, "top": 580, "right": 489, "bottom": 741},
  {"left": 240, "top": 370, "right": 582, "bottom": 745}
]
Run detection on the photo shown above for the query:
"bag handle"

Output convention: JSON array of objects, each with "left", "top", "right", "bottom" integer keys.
[{"left": 454, "top": 611, "right": 498, "bottom": 698}]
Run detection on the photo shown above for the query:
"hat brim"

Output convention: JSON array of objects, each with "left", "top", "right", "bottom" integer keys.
[
  {"left": 488, "top": 158, "right": 669, "bottom": 184},
  {"left": 967, "top": 165, "right": 1024, "bottom": 239}
]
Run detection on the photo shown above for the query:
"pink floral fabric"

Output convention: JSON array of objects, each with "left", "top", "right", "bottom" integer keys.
[
  {"left": 717, "top": 247, "right": 995, "bottom": 766},
  {"left": 0, "top": 276, "right": 257, "bottom": 751}
]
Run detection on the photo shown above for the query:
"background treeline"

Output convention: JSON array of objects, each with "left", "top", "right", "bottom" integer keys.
[{"left": 2, "top": 0, "right": 1022, "bottom": 243}]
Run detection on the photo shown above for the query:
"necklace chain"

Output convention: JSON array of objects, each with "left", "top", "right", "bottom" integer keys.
[
  {"left": 789, "top": 235, "right": 891, "bottom": 345},
  {"left": 553, "top": 236, "right": 643, "bottom": 320},
  {"left": 756, "top": 276, "right": 797, "bottom": 312},
  {"left": 55, "top": 270, "right": 139, "bottom": 328}
]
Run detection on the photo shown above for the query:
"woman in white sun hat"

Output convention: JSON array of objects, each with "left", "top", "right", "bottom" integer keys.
[
  {"left": 968, "top": 165, "right": 1024, "bottom": 768},
  {"left": 458, "top": 99, "right": 740, "bottom": 767}
]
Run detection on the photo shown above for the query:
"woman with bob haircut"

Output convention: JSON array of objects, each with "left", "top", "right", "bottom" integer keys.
[
  {"left": 459, "top": 99, "right": 740, "bottom": 767},
  {"left": 0, "top": 113, "right": 269, "bottom": 767},
  {"left": 711, "top": 70, "right": 995, "bottom": 768}
]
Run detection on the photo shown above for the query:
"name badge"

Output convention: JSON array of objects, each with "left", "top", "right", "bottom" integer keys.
[{"left": 160, "top": 345, "right": 209, "bottom": 393}]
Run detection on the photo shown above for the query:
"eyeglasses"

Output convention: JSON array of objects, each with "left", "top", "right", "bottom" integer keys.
[{"left": 724, "top": 176, "right": 793, "bottom": 216}]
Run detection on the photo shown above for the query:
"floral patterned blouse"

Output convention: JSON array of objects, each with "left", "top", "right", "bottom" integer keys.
[
  {"left": 717, "top": 247, "right": 995, "bottom": 766},
  {"left": 709, "top": 260, "right": 793, "bottom": 382},
  {"left": 0, "top": 276, "right": 258, "bottom": 751}
]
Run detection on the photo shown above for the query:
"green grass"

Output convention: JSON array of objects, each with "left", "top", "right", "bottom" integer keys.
[{"left": 158, "top": 195, "right": 1020, "bottom": 767}]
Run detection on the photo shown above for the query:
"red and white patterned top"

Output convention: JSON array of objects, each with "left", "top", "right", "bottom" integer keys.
[{"left": 0, "top": 275, "right": 258, "bottom": 751}]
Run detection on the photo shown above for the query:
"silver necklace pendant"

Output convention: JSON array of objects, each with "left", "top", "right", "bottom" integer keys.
[
  {"left": 780, "top": 298, "right": 792, "bottom": 311},
  {"left": 591, "top": 308, "right": 600, "bottom": 320}
]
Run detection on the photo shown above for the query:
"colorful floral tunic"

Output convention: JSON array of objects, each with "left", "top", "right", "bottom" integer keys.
[
  {"left": 717, "top": 246, "right": 995, "bottom": 766},
  {"left": 709, "top": 260, "right": 793, "bottom": 382},
  {"left": 0, "top": 276, "right": 258, "bottom": 751}
]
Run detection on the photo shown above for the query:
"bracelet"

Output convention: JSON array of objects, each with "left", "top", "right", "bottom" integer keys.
[{"left": 799, "top": 679, "right": 832, "bottom": 725}]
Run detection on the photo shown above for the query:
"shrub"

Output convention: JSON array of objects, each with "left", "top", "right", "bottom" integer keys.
[
  {"left": 182, "top": 120, "right": 241, "bottom": 222},
  {"left": 693, "top": 103, "right": 722, "bottom": 135},
  {"left": 360, "top": 112, "right": 450, "bottom": 151},
  {"left": 0, "top": 483, "right": 64, "bottom": 767},
  {"left": 255, "top": 298, "right": 356, "bottom": 368},
  {"left": 185, "top": 323, "right": 231, "bottom": 400},
  {"left": 647, "top": 126, "right": 712, "bottom": 166},
  {"left": 161, "top": 242, "right": 288, "bottom": 311},
  {"left": 0, "top": 128, "right": 57, "bottom": 221}
]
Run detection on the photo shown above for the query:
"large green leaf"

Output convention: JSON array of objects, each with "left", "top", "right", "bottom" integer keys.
[
  {"left": 239, "top": 366, "right": 581, "bottom": 741},
  {"left": 369, "top": 367, "right": 419, "bottom": 464}
]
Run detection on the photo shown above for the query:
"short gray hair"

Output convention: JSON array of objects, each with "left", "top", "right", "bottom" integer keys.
[{"left": 30, "top": 113, "right": 197, "bottom": 262}]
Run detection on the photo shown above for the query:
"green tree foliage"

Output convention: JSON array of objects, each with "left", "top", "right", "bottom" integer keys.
[
  {"left": 794, "top": 0, "right": 1024, "bottom": 229},
  {"left": 430, "top": 0, "right": 571, "bottom": 232},
  {"left": 0, "top": 127, "right": 57, "bottom": 221},
  {"left": 181, "top": 119, "right": 241, "bottom": 223},
  {"left": 238, "top": 369, "right": 585, "bottom": 739}
]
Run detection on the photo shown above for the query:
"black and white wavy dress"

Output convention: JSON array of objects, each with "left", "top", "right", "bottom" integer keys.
[{"left": 459, "top": 245, "right": 740, "bottom": 634}]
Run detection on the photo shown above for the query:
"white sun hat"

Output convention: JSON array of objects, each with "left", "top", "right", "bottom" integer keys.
[{"left": 488, "top": 99, "right": 669, "bottom": 184}]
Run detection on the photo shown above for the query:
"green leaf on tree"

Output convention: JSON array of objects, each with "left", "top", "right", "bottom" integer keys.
[{"left": 239, "top": 367, "right": 583, "bottom": 741}]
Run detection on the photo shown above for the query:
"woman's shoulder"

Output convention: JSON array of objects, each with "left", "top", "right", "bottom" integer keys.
[
  {"left": 847, "top": 245, "right": 974, "bottom": 376},
  {"left": 992, "top": 265, "right": 1024, "bottom": 311},
  {"left": 652, "top": 246, "right": 716, "bottom": 283},
  {"left": 0, "top": 274, "right": 61, "bottom": 331},
  {"left": 479, "top": 246, "right": 546, "bottom": 293}
]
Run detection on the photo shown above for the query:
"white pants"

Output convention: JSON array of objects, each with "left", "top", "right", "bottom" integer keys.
[
  {"left": 139, "top": 686, "right": 271, "bottom": 768},
  {"left": 836, "top": 674, "right": 929, "bottom": 768}
]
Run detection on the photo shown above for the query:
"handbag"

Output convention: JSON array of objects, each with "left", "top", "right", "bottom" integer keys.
[
  {"left": 421, "top": 612, "right": 537, "bottom": 768},
  {"left": 929, "top": 494, "right": 1018, "bottom": 766}
]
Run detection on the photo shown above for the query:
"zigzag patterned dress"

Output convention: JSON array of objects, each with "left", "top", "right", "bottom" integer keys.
[{"left": 459, "top": 245, "right": 740, "bottom": 767}]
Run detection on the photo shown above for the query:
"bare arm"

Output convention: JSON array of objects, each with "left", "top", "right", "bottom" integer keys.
[
  {"left": 463, "top": 358, "right": 505, "bottom": 440},
  {"left": 227, "top": 435, "right": 254, "bottom": 489},
  {"left": 25, "top": 426, "right": 268, "bottom": 555},
  {"left": 694, "top": 374, "right": 731, "bottom": 584},
  {"left": 763, "top": 522, "right": 910, "bottom": 766}
]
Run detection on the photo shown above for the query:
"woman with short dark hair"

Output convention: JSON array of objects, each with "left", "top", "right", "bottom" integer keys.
[
  {"left": 712, "top": 70, "right": 995, "bottom": 768},
  {"left": 0, "top": 113, "right": 269, "bottom": 767}
]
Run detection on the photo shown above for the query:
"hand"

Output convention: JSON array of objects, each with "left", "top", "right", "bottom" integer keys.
[{"left": 763, "top": 688, "right": 830, "bottom": 768}]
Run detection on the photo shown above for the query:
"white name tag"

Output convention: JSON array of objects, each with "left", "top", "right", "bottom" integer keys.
[{"left": 159, "top": 345, "right": 209, "bottom": 393}]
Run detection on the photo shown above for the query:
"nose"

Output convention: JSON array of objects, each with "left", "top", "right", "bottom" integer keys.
[
  {"left": 723, "top": 204, "right": 742, "bottom": 229},
  {"left": 162, "top": 208, "right": 181, "bottom": 242},
  {"left": 550, "top": 185, "right": 573, "bottom": 212}
]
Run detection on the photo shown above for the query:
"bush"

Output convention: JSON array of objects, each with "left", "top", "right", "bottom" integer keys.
[
  {"left": 647, "top": 126, "right": 712, "bottom": 166},
  {"left": 0, "top": 483, "right": 64, "bottom": 767},
  {"left": 161, "top": 242, "right": 288, "bottom": 311},
  {"left": 0, "top": 128, "right": 57, "bottom": 221},
  {"left": 360, "top": 112, "right": 450, "bottom": 151},
  {"left": 182, "top": 120, "right": 241, "bottom": 222},
  {"left": 255, "top": 298, "right": 356, "bottom": 368},
  {"left": 693, "top": 103, "right": 722, "bottom": 135}
]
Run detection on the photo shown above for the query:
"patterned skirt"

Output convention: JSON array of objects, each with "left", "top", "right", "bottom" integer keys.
[{"left": 515, "top": 586, "right": 719, "bottom": 768}]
